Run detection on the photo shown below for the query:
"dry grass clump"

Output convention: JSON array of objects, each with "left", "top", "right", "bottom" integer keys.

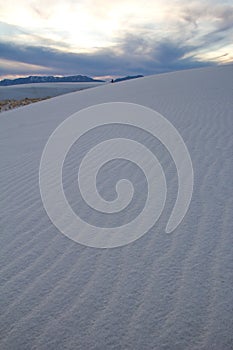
[{"left": 0, "top": 97, "right": 50, "bottom": 112}]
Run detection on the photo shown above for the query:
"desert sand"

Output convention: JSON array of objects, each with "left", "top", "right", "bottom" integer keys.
[{"left": 0, "top": 65, "right": 232, "bottom": 350}]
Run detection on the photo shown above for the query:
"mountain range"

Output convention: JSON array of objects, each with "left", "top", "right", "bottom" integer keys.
[
  {"left": 0, "top": 74, "right": 144, "bottom": 86},
  {"left": 113, "top": 75, "right": 144, "bottom": 82},
  {"left": 0, "top": 75, "right": 104, "bottom": 86}
]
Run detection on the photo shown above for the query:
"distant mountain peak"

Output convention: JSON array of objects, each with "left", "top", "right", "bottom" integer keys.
[
  {"left": 113, "top": 75, "right": 143, "bottom": 83},
  {"left": 0, "top": 75, "right": 105, "bottom": 86}
]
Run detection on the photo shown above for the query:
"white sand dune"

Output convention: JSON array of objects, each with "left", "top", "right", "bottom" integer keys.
[
  {"left": 0, "top": 82, "right": 104, "bottom": 100},
  {"left": 0, "top": 65, "right": 233, "bottom": 349}
]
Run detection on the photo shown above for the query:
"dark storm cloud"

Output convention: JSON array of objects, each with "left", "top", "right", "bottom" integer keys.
[{"left": 0, "top": 38, "right": 214, "bottom": 79}]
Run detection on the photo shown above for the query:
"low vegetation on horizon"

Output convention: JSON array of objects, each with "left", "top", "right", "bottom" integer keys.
[{"left": 0, "top": 97, "right": 51, "bottom": 113}]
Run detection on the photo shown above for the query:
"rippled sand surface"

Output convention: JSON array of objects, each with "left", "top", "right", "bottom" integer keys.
[{"left": 0, "top": 65, "right": 232, "bottom": 350}]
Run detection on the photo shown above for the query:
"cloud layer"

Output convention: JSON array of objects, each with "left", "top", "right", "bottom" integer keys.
[{"left": 0, "top": 0, "right": 232, "bottom": 78}]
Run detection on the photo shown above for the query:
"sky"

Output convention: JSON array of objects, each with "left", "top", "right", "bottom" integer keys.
[{"left": 0, "top": 0, "right": 232, "bottom": 79}]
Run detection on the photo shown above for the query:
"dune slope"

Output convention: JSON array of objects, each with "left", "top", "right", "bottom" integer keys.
[{"left": 0, "top": 65, "right": 233, "bottom": 350}]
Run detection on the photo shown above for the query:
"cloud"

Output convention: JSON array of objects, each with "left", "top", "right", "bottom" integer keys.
[
  {"left": 0, "top": 0, "right": 232, "bottom": 78},
  {"left": 180, "top": 3, "right": 233, "bottom": 37},
  {"left": 0, "top": 35, "right": 215, "bottom": 79},
  {"left": 0, "top": 58, "right": 50, "bottom": 77}
]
